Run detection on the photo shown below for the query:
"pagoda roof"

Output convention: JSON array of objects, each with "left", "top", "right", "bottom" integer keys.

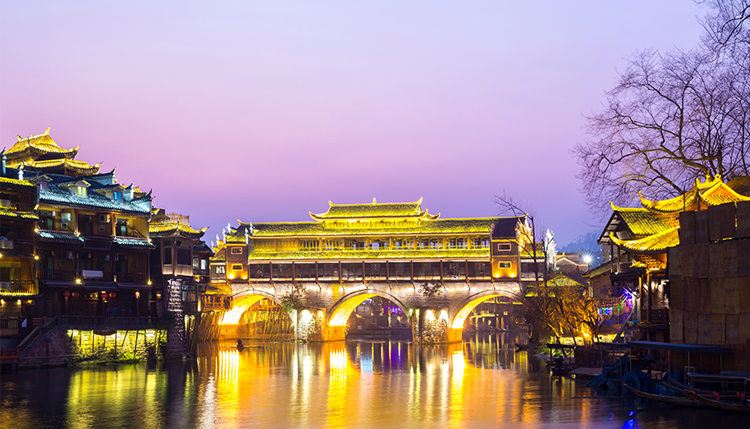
[
  {"left": 639, "top": 175, "right": 750, "bottom": 213},
  {"left": 149, "top": 223, "right": 208, "bottom": 238},
  {"left": 5, "top": 129, "right": 79, "bottom": 162},
  {"left": 39, "top": 179, "right": 151, "bottom": 214},
  {"left": 241, "top": 217, "right": 508, "bottom": 238},
  {"left": 309, "top": 198, "right": 439, "bottom": 220},
  {"left": 609, "top": 226, "right": 679, "bottom": 254},
  {"left": 611, "top": 205, "right": 677, "bottom": 236},
  {"left": 0, "top": 208, "right": 38, "bottom": 221},
  {"left": 18, "top": 158, "right": 100, "bottom": 176},
  {"left": 0, "top": 176, "right": 35, "bottom": 188}
]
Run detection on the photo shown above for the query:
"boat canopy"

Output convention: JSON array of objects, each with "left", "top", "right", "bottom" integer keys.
[{"left": 627, "top": 341, "right": 731, "bottom": 354}]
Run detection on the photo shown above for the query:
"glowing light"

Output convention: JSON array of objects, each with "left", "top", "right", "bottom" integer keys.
[
  {"left": 147, "top": 280, "right": 152, "bottom": 285},
  {"left": 17, "top": 300, "right": 21, "bottom": 305},
  {"left": 425, "top": 309, "right": 435, "bottom": 321},
  {"left": 452, "top": 295, "right": 507, "bottom": 329},
  {"left": 328, "top": 293, "right": 376, "bottom": 326},
  {"left": 300, "top": 309, "right": 312, "bottom": 324},
  {"left": 439, "top": 309, "right": 449, "bottom": 322},
  {"left": 510, "top": 273, "right": 516, "bottom": 278},
  {"left": 34, "top": 255, "right": 39, "bottom": 260},
  {"left": 582, "top": 254, "right": 593, "bottom": 264},
  {"left": 75, "top": 278, "right": 81, "bottom": 284},
  {"left": 219, "top": 295, "right": 264, "bottom": 325},
  {"left": 228, "top": 273, "right": 235, "bottom": 280}
]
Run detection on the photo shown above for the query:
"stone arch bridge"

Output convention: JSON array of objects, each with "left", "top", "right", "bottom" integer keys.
[{"left": 216, "top": 280, "right": 523, "bottom": 343}]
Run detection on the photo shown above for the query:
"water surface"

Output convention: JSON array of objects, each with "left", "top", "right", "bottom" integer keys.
[{"left": 2, "top": 334, "right": 748, "bottom": 428}]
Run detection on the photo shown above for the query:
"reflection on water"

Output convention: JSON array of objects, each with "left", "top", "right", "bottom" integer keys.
[{"left": 2, "top": 333, "right": 749, "bottom": 428}]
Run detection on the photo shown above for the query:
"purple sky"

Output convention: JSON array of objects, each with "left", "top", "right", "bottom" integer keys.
[{"left": 0, "top": 1, "right": 705, "bottom": 246}]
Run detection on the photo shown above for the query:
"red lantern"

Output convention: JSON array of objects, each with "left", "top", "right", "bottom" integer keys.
[
  {"left": 63, "top": 291, "right": 70, "bottom": 298},
  {"left": 109, "top": 292, "right": 117, "bottom": 298},
  {"left": 72, "top": 292, "right": 79, "bottom": 298},
  {"left": 101, "top": 292, "right": 108, "bottom": 298}
]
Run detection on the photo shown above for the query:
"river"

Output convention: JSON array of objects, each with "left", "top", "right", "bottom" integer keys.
[{"left": 1, "top": 333, "right": 748, "bottom": 428}]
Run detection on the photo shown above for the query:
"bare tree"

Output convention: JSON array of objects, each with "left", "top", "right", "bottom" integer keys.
[
  {"left": 574, "top": 48, "right": 750, "bottom": 213},
  {"left": 494, "top": 192, "right": 551, "bottom": 289}
]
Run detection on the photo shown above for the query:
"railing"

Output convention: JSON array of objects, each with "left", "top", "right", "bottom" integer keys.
[
  {"left": 648, "top": 308, "right": 669, "bottom": 323},
  {"left": 57, "top": 315, "right": 164, "bottom": 330},
  {"left": 0, "top": 280, "right": 36, "bottom": 294},
  {"left": 37, "top": 269, "right": 76, "bottom": 282},
  {"left": 18, "top": 316, "right": 59, "bottom": 357},
  {"left": 116, "top": 272, "right": 148, "bottom": 284},
  {"left": 0, "top": 239, "right": 34, "bottom": 254}
]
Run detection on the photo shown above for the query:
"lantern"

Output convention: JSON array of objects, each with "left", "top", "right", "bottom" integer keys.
[
  {"left": 101, "top": 292, "right": 108, "bottom": 298},
  {"left": 109, "top": 292, "right": 117, "bottom": 298},
  {"left": 72, "top": 292, "right": 79, "bottom": 298},
  {"left": 63, "top": 291, "right": 70, "bottom": 298}
]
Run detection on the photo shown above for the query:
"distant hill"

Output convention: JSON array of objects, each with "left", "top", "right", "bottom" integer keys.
[{"left": 557, "top": 232, "right": 601, "bottom": 264}]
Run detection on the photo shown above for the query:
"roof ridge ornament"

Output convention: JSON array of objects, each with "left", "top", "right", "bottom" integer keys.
[{"left": 372, "top": 198, "right": 377, "bottom": 204}]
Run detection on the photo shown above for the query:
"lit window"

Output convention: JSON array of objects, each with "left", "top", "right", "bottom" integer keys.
[
  {"left": 113, "top": 191, "right": 122, "bottom": 202},
  {"left": 231, "top": 264, "right": 243, "bottom": 271},
  {"left": 230, "top": 247, "right": 243, "bottom": 255},
  {"left": 497, "top": 243, "right": 511, "bottom": 251},
  {"left": 216, "top": 266, "right": 225, "bottom": 274},
  {"left": 77, "top": 186, "right": 87, "bottom": 197},
  {"left": 498, "top": 262, "right": 511, "bottom": 268}
]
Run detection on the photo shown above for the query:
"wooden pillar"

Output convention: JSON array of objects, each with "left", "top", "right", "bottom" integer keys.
[
  {"left": 269, "top": 262, "right": 273, "bottom": 280},
  {"left": 292, "top": 261, "right": 296, "bottom": 281},
  {"left": 439, "top": 260, "right": 444, "bottom": 281},
  {"left": 315, "top": 261, "right": 319, "bottom": 282},
  {"left": 385, "top": 261, "right": 390, "bottom": 281},
  {"left": 410, "top": 261, "right": 414, "bottom": 281},
  {"left": 647, "top": 272, "right": 652, "bottom": 323},
  {"left": 465, "top": 260, "right": 469, "bottom": 283}
]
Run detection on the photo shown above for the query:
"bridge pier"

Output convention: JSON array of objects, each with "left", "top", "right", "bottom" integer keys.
[{"left": 411, "top": 307, "right": 456, "bottom": 344}]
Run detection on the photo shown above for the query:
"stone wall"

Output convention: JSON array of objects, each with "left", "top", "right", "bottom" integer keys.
[{"left": 668, "top": 201, "right": 750, "bottom": 371}]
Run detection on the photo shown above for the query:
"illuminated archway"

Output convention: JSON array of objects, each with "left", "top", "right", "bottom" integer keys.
[
  {"left": 328, "top": 289, "right": 410, "bottom": 327},
  {"left": 221, "top": 290, "right": 281, "bottom": 325},
  {"left": 450, "top": 290, "right": 521, "bottom": 329}
]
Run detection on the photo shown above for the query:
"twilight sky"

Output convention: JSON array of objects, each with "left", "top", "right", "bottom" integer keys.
[{"left": 0, "top": 1, "right": 705, "bottom": 246}]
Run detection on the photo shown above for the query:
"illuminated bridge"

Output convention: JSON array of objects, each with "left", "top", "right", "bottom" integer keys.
[{"left": 206, "top": 200, "right": 528, "bottom": 343}]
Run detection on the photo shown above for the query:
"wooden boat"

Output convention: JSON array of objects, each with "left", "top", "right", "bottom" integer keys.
[
  {"left": 689, "top": 390, "right": 750, "bottom": 413},
  {"left": 624, "top": 384, "right": 708, "bottom": 408},
  {"left": 515, "top": 343, "right": 530, "bottom": 351}
]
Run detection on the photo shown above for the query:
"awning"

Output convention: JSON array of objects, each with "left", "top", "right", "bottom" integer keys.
[
  {"left": 117, "top": 284, "right": 151, "bottom": 290},
  {"left": 84, "top": 282, "right": 119, "bottom": 291}
]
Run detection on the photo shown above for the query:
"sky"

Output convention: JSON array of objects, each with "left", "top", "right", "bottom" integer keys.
[{"left": 0, "top": 1, "right": 706, "bottom": 246}]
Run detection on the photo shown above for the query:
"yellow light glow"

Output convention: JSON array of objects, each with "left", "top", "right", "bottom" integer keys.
[
  {"left": 328, "top": 293, "right": 377, "bottom": 326},
  {"left": 228, "top": 273, "right": 235, "bottom": 280},
  {"left": 439, "top": 309, "right": 449, "bottom": 322},
  {"left": 75, "top": 279, "right": 81, "bottom": 284},
  {"left": 300, "top": 309, "right": 312, "bottom": 324},
  {"left": 17, "top": 300, "right": 21, "bottom": 305},
  {"left": 451, "top": 294, "right": 508, "bottom": 329},
  {"left": 219, "top": 295, "right": 265, "bottom": 325},
  {"left": 510, "top": 273, "right": 516, "bottom": 278},
  {"left": 34, "top": 255, "right": 39, "bottom": 260},
  {"left": 425, "top": 309, "right": 435, "bottom": 321}
]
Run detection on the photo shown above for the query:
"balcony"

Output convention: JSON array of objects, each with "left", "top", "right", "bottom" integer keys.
[
  {"left": 116, "top": 272, "right": 149, "bottom": 284},
  {"left": 0, "top": 280, "right": 37, "bottom": 295},
  {"left": 37, "top": 269, "right": 76, "bottom": 282}
]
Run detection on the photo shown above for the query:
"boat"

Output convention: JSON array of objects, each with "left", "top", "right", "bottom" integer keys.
[
  {"left": 515, "top": 343, "right": 530, "bottom": 351},
  {"left": 689, "top": 391, "right": 750, "bottom": 413},
  {"left": 624, "top": 384, "right": 708, "bottom": 408}
]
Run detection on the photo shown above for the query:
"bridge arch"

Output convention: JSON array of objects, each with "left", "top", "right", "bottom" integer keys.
[
  {"left": 450, "top": 289, "right": 523, "bottom": 330},
  {"left": 222, "top": 289, "right": 282, "bottom": 325},
  {"left": 328, "top": 288, "right": 411, "bottom": 327}
]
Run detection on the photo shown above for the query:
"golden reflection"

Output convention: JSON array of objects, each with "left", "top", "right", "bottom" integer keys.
[
  {"left": 328, "top": 293, "right": 376, "bottom": 326},
  {"left": 451, "top": 294, "right": 508, "bottom": 329}
]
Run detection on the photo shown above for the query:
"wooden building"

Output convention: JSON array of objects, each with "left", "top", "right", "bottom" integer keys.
[
  {"left": 149, "top": 209, "right": 210, "bottom": 316},
  {"left": 598, "top": 175, "right": 750, "bottom": 340},
  {"left": 3, "top": 130, "right": 154, "bottom": 318},
  {"left": 210, "top": 199, "right": 530, "bottom": 292}
]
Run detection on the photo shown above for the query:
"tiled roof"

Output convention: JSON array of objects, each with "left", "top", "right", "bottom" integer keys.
[
  {"left": 149, "top": 223, "right": 207, "bottom": 238},
  {"left": 37, "top": 230, "right": 84, "bottom": 244},
  {"left": 242, "top": 217, "right": 507, "bottom": 238},
  {"left": 21, "top": 158, "right": 100, "bottom": 175},
  {"left": 611, "top": 206, "right": 676, "bottom": 236},
  {"left": 0, "top": 176, "right": 34, "bottom": 187},
  {"left": 5, "top": 130, "right": 78, "bottom": 158},
  {"left": 40, "top": 182, "right": 151, "bottom": 214},
  {"left": 247, "top": 248, "right": 491, "bottom": 261},
  {"left": 610, "top": 227, "right": 679, "bottom": 254},
  {"left": 639, "top": 175, "right": 750, "bottom": 213},
  {"left": 0, "top": 209, "right": 38, "bottom": 220},
  {"left": 310, "top": 199, "right": 438, "bottom": 220},
  {"left": 113, "top": 237, "right": 154, "bottom": 248}
]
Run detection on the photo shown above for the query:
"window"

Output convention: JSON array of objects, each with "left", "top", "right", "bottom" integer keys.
[
  {"left": 230, "top": 247, "right": 243, "bottom": 255},
  {"left": 113, "top": 191, "right": 123, "bottom": 202},
  {"left": 216, "top": 266, "right": 225, "bottom": 274},
  {"left": 498, "top": 262, "right": 511, "bottom": 268},
  {"left": 201, "top": 259, "right": 207, "bottom": 270},
  {"left": 176, "top": 248, "right": 191, "bottom": 265},
  {"left": 497, "top": 243, "right": 511, "bottom": 251},
  {"left": 231, "top": 264, "right": 243, "bottom": 271},
  {"left": 300, "top": 240, "right": 318, "bottom": 251},
  {"left": 77, "top": 186, "right": 87, "bottom": 197}
]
